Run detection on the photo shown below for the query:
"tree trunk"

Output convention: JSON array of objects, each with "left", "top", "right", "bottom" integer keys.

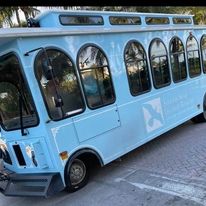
[
  {"left": 31, "top": 10, "right": 35, "bottom": 18},
  {"left": 20, "top": 7, "right": 29, "bottom": 21},
  {"left": 15, "top": 8, "right": 21, "bottom": 27}
]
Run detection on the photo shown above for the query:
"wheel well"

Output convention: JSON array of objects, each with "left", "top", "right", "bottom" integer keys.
[
  {"left": 77, "top": 152, "right": 102, "bottom": 169},
  {"left": 65, "top": 149, "right": 103, "bottom": 175},
  {"left": 203, "top": 93, "right": 206, "bottom": 118},
  {"left": 204, "top": 93, "right": 206, "bottom": 111}
]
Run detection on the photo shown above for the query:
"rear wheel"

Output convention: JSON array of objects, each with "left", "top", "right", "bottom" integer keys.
[
  {"left": 65, "top": 158, "right": 89, "bottom": 193},
  {"left": 191, "top": 113, "right": 206, "bottom": 123}
]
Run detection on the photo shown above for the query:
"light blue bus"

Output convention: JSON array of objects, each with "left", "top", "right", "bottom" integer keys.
[{"left": 0, "top": 9, "right": 206, "bottom": 197}]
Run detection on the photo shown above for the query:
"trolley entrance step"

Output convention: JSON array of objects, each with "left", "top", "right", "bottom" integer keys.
[{"left": 1, "top": 172, "right": 64, "bottom": 197}]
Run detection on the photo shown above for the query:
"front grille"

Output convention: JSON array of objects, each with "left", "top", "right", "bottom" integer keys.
[{"left": 13, "top": 145, "right": 26, "bottom": 166}]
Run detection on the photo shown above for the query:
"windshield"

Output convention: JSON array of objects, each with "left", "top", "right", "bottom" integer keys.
[{"left": 0, "top": 54, "right": 38, "bottom": 131}]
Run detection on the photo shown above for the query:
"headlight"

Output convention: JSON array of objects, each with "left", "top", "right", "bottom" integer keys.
[
  {"left": 0, "top": 139, "right": 7, "bottom": 155},
  {"left": 25, "top": 145, "right": 37, "bottom": 167},
  {"left": 0, "top": 139, "right": 12, "bottom": 164},
  {"left": 26, "top": 145, "right": 32, "bottom": 158}
]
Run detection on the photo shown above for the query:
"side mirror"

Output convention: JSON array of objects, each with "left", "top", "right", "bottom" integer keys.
[{"left": 42, "top": 60, "right": 53, "bottom": 80}]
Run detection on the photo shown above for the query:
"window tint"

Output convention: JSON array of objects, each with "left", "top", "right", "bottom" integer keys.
[
  {"left": 59, "top": 15, "right": 103, "bottom": 25},
  {"left": 149, "top": 39, "right": 171, "bottom": 88},
  {"left": 201, "top": 35, "right": 206, "bottom": 73},
  {"left": 186, "top": 35, "right": 201, "bottom": 77},
  {"left": 78, "top": 45, "right": 115, "bottom": 109},
  {"left": 170, "top": 37, "right": 187, "bottom": 82},
  {"left": 0, "top": 54, "right": 38, "bottom": 130},
  {"left": 109, "top": 16, "right": 141, "bottom": 25},
  {"left": 35, "top": 49, "right": 84, "bottom": 120},
  {"left": 173, "top": 17, "right": 192, "bottom": 24},
  {"left": 124, "top": 41, "right": 151, "bottom": 95},
  {"left": 145, "top": 17, "right": 169, "bottom": 25}
]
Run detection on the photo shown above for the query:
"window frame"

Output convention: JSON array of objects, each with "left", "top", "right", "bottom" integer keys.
[
  {"left": 169, "top": 36, "right": 188, "bottom": 83},
  {"left": 145, "top": 17, "right": 170, "bottom": 25},
  {"left": 149, "top": 38, "right": 171, "bottom": 89},
  {"left": 172, "top": 17, "right": 192, "bottom": 25},
  {"left": 34, "top": 46, "right": 85, "bottom": 121},
  {"left": 200, "top": 34, "right": 206, "bottom": 74},
  {"left": 186, "top": 35, "right": 202, "bottom": 78},
  {"left": 109, "top": 16, "right": 141, "bottom": 25},
  {"left": 124, "top": 40, "right": 151, "bottom": 96},
  {"left": 59, "top": 15, "right": 104, "bottom": 26},
  {"left": 0, "top": 52, "right": 40, "bottom": 131},
  {"left": 77, "top": 43, "right": 116, "bottom": 110}
]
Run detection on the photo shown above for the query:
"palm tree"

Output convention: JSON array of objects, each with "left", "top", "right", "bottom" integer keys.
[
  {"left": 0, "top": 7, "right": 13, "bottom": 27},
  {"left": 20, "top": 6, "right": 40, "bottom": 21}
]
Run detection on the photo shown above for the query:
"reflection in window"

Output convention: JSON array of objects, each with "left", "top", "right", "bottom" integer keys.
[
  {"left": 170, "top": 37, "right": 187, "bottom": 82},
  {"left": 201, "top": 35, "right": 206, "bottom": 73},
  {"left": 0, "top": 54, "right": 38, "bottom": 130},
  {"left": 173, "top": 17, "right": 192, "bottom": 24},
  {"left": 149, "top": 39, "right": 171, "bottom": 88},
  {"left": 186, "top": 35, "right": 201, "bottom": 77},
  {"left": 59, "top": 15, "right": 103, "bottom": 25},
  {"left": 35, "top": 49, "right": 84, "bottom": 120},
  {"left": 78, "top": 45, "right": 115, "bottom": 109},
  {"left": 109, "top": 16, "right": 141, "bottom": 25},
  {"left": 124, "top": 41, "right": 151, "bottom": 95},
  {"left": 145, "top": 17, "right": 169, "bottom": 24}
]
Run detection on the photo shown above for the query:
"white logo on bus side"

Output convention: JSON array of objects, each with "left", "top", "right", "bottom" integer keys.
[{"left": 142, "top": 98, "right": 164, "bottom": 133}]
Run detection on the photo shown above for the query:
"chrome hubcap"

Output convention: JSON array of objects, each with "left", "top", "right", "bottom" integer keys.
[{"left": 70, "top": 159, "right": 86, "bottom": 186}]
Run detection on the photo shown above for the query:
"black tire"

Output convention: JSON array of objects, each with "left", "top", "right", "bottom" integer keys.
[
  {"left": 65, "top": 158, "right": 89, "bottom": 193},
  {"left": 191, "top": 113, "right": 206, "bottom": 123}
]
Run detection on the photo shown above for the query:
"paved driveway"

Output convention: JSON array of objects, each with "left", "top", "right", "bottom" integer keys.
[{"left": 1, "top": 121, "right": 206, "bottom": 206}]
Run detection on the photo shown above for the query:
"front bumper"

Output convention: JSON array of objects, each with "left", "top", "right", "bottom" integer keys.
[{"left": 0, "top": 168, "right": 65, "bottom": 197}]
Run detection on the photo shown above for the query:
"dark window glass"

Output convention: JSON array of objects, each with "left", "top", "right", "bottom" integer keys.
[
  {"left": 0, "top": 54, "right": 38, "bottom": 130},
  {"left": 59, "top": 15, "right": 104, "bottom": 25},
  {"left": 124, "top": 41, "right": 151, "bottom": 95},
  {"left": 78, "top": 45, "right": 115, "bottom": 109},
  {"left": 201, "top": 35, "right": 206, "bottom": 73},
  {"left": 145, "top": 17, "right": 169, "bottom": 25},
  {"left": 170, "top": 37, "right": 187, "bottom": 82},
  {"left": 186, "top": 35, "right": 201, "bottom": 77},
  {"left": 109, "top": 16, "right": 141, "bottom": 25},
  {"left": 149, "top": 39, "right": 171, "bottom": 88},
  {"left": 173, "top": 17, "right": 192, "bottom": 24},
  {"left": 35, "top": 49, "right": 84, "bottom": 120}
]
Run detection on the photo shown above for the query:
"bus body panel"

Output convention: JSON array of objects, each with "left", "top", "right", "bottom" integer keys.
[{"left": 0, "top": 10, "right": 206, "bottom": 196}]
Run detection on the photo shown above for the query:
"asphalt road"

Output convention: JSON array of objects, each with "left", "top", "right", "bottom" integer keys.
[{"left": 1, "top": 120, "right": 206, "bottom": 206}]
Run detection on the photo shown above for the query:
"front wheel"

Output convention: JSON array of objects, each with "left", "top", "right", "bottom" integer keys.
[
  {"left": 191, "top": 113, "right": 206, "bottom": 123},
  {"left": 65, "top": 158, "right": 89, "bottom": 193}
]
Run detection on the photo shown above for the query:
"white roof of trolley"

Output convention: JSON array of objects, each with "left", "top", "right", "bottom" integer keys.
[
  {"left": 35, "top": 9, "right": 194, "bottom": 19},
  {"left": 0, "top": 9, "right": 204, "bottom": 47},
  {"left": 34, "top": 9, "right": 194, "bottom": 28}
]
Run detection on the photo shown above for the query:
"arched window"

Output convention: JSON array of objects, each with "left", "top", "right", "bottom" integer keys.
[
  {"left": 78, "top": 45, "right": 115, "bottom": 109},
  {"left": 186, "top": 35, "right": 201, "bottom": 77},
  {"left": 124, "top": 41, "right": 151, "bottom": 95},
  {"left": 35, "top": 49, "right": 84, "bottom": 120},
  {"left": 200, "top": 35, "right": 206, "bottom": 73},
  {"left": 170, "top": 37, "right": 187, "bottom": 82},
  {"left": 149, "top": 39, "right": 171, "bottom": 88}
]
